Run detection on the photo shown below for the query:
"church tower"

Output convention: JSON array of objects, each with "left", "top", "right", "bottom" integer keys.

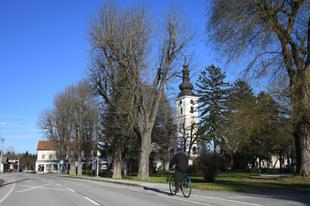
[{"left": 175, "top": 60, "right": 199, "bottom": 164}]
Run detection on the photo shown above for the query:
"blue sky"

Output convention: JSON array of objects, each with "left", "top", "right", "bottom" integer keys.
[{"left": 0, "top": 0, "right": 242, "bottom": 154}]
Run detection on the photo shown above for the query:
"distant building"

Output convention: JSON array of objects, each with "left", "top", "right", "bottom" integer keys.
[
  {"left": 175, "top": 61, "right": 199, "bottom": 165},
  {"left": 35, "top": 141, "right": 58, "bottom": 173},
  {"left": 8, "top": 159, "right": 20, "bottom": 172}
]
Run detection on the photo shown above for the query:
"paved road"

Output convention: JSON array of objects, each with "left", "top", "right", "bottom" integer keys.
[{"left": 0, "top": 173, "right": 309, "bottom": 206}]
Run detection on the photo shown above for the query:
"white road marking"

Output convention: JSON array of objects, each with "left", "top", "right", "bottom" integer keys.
[
  {"left": 17, "top": 184, "right": 33, "bottom": 188},
  {"left": 192, "top": 194, "right": 265, "bottom": 206},
  {"left": 83, "top": 196, "right": 100, "bottom": 205},
  {"left": 16, "top": 184, "right": 65, "bottom": 191},
  {"left": 41, "top": 188, "right": 66, "bottom": 191},
  {"left": 16, "top": 183, "right": 50, "bottom": 193},
  {"left": 67, "top": 187, "right": 76, "bottom": 193},
  {"left": 0, "top": 183, "right": 15, "bottom": 205}
]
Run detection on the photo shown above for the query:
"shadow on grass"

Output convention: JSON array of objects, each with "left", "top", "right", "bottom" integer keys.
[
  {"left": 191, "top": 177, "right": 310, "bottom": 193},
  {"left": 191, "top": 177, "right": 310, "bottom": 206}
]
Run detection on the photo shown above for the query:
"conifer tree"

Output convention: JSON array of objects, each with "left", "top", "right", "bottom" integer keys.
[{"left": 196, "top": 65, "right": 230, "bottom": 152}]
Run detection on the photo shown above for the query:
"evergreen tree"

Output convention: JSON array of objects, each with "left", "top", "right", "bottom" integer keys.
[
  {"left": 222, "top": 80, "right": 257, "bottom": 169},
  {"left": 196, "top": 65, "right": 230, "bottom": 152}
]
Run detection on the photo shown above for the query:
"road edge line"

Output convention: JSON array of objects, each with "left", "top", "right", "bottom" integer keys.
[{"left": 0, "top": 183, "right": 15, "bottom": 204}]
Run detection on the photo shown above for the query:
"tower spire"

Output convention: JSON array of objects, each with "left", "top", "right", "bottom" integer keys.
[{"left": 178, "top": 58, "right": 194, "bottom": 97}]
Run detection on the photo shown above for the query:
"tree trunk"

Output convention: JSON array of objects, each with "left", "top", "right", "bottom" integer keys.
[
  {"left": 123, "top": 161, "right": 127, "bottom": 176},
  {"left": 137, "top": 130, "right": 152, "bottom": 181},
  {"left": 164, "top": 160, "right": 170, "bottom": 171},
  {"left": 69, "top": 160, "right": 75, "bottom": 175},
  {"left": 112, "top": 147, "right": 122, "bottom": 179},
  {"left": 294, "top": 118, "right": 310, "bottom": 176},
  {"left": 78, "top": 158, "right": 82, "bottom": 176},
  {"left": 292, "top": 67, "right": 310, "bottom": 176},
  {"left": 279, "top": 154, "right": 283, "bottom": 173}
]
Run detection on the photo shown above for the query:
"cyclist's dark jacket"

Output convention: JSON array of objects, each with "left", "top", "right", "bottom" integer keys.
[{"left": 170, "top": 151, "right": 189, "bottom": 172}]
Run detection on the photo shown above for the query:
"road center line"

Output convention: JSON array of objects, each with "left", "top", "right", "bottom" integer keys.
[
  {"left": 83, "top": 196, "right": 100, "bottom": 205},
  {"left": 192, "top": 194, "right": 265, "bottom": 206},
  {"left": 67, "top": 187, "right": 76, "bottom": 193},
  {"left": 0, "top": 183, "right": 15, "bottom": 205}
]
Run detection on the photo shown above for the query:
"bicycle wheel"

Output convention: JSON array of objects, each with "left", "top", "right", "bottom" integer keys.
[
  {"left": 169, "top": 175, "right": 177, "bottom": 195},
  {"left": 181, "top": 176, "right": 192, "bottom": 198}
]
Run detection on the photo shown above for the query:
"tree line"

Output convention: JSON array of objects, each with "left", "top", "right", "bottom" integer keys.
[
  {"left": 39, "top": 0, "right": 309, "bottom": 179},
  {"left": 196, "top": 65, "right": 293, "bottom": 172}
]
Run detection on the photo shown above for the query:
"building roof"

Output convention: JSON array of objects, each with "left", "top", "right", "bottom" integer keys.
[{"left": 37, "top": 141, "right": 56, "bottom": 150}]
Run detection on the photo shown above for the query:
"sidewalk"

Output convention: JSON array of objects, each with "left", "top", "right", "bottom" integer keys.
[{"left": 0, "top": 173, "right": 28, "bottom": 186}]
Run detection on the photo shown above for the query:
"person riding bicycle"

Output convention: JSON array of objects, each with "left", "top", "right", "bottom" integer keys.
[{"left": 169, "top": 148, "right": 189, "bottom": 193}]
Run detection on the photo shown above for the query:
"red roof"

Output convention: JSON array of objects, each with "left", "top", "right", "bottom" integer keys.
[{"left": 37, "top": 141, "right": 56, "bottom": 150}]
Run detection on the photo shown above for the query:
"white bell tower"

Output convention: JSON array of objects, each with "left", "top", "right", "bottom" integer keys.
[{"left": 175, "top": 61, "right": 199, "bottom": 164}]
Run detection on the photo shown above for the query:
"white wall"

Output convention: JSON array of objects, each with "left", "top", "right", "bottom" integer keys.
[
  {"left": 36, "top": 150, "right": 58, "bottom": 173},
  {"left": 175, "top": 95, "right": 200, "bottom": 159},
  {"left": 37, "top": 150, "right": 57, "bottom": 161}
]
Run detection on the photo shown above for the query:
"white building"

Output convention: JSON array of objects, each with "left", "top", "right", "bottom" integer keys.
[
  {"left": 0, "top": 156, "right": 6, "bottom": 173},
  {"left": 175, "top": 62, "right": 199, "bottom": 165},
  {"left": 35, "top": 141, "right": 58, "bottom": 173}
]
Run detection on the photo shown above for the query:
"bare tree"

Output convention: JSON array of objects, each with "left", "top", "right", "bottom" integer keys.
[
  {"left": 152, "top": 93, "right": 176, "bottom": 171},
  {"left": 133, "top": 10, "right": 192, "bottom": 181},
  {"left": 208, "top": 0, "right": 310, "bottom": 176},
  {"left": 88, "top": 4, "right": 150, "bottom": 178},
  {"left": 89, "top": 3, "right": 192, "bottom": 180},
  {"left": 39, "top": 81, "right": 99, "bottom": 175}
]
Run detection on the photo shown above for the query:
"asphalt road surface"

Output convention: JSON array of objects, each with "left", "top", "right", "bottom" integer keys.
[{"left": 0, "top": 173, "right": 309, "bottom": 206}]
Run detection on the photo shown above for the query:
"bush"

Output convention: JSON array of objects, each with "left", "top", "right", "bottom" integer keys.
[
  {"left": 188, "top": 160, "right": 203, "bottom": 176},
  {"left": 198, "top": 152, "right": 221, "bottom": 182}
]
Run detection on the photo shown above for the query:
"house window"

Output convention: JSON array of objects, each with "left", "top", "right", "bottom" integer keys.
[
  {"left": 42, "top": 155, "right": 45, "bottom": 159},
  {"left": 179, "top": 100, "right": 182, "bottom": 105},
  {"left": 49, "top": 154, "right": 53, "bottom": 159},
  {"left": 190, "top": 99, "right": 194, "bottom": 104},
  {"left": 190, "top": 106, "right": 194, "bottom": 113},
  {"left": 181, "top": 107, "right": 183, "bottom": 115}
]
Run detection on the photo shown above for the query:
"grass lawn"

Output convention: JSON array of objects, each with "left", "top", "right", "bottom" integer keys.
[{"left": 123, "top": 172, "right": 310, "bottom": 193}]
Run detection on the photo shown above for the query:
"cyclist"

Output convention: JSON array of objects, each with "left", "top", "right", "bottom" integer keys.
[{"left": 169, "top": 148, "right": 189, "bottom": 193}]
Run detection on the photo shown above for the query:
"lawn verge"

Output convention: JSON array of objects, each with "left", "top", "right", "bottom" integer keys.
[{"left": 124, "top": 172, "right": 310, "bottom": 193}]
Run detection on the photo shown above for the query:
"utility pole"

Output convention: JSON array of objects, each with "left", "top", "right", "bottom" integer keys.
[
  {"left": 0, "top": 135, "right": 4, "bottom": 161},
  {"left": 96, "top": 150, "right": 99, "bottom": 177},
  {"left": 0, "top": 135, "right": 4, "bottom": 173}
]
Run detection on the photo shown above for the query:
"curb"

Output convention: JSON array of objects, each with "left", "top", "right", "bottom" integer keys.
[{"left": 0, "top": 178, "right": 28, "bottom": 186}]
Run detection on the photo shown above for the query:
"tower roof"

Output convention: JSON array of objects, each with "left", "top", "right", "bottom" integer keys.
[{"left": 178, "top": 62, "right": 195, "bottom": 97}]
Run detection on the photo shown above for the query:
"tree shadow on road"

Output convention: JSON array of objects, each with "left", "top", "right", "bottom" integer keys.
[{"left": 142, "top": 186, "right": 173, "bottom": 196}]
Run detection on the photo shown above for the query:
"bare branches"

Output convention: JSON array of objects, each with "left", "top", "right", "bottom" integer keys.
[
  {"left": 208, "top": 0, "right": 308, "bottom": 84},
  {"left": 39, "top": 82, "right": 99, "bottom": 161}
]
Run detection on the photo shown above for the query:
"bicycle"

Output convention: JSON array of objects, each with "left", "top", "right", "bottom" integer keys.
[{"left": 168, "top": 171, "right": 192, "bottom": 198}]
